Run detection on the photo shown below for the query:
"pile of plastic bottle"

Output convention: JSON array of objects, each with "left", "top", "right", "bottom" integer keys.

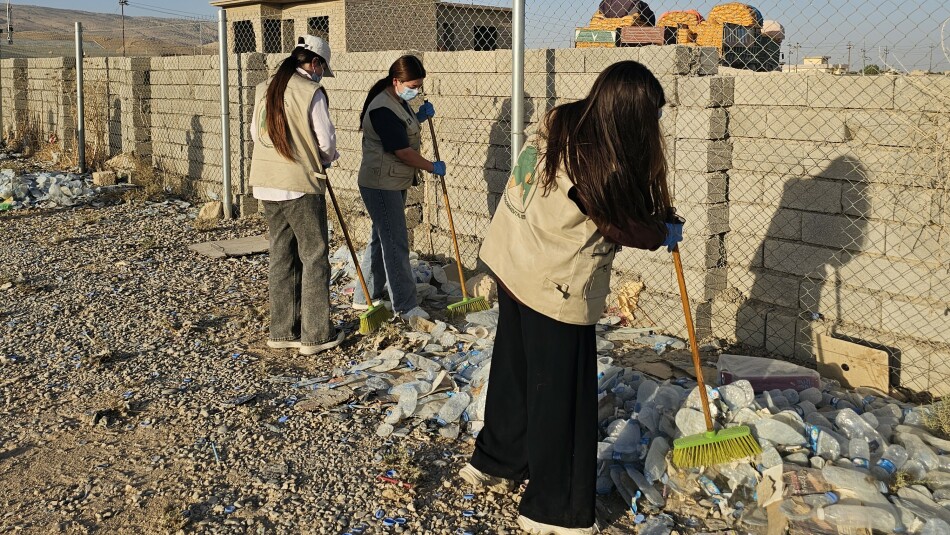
[{"left": 0, "top": 169, "right": 95, "bottom": 208}]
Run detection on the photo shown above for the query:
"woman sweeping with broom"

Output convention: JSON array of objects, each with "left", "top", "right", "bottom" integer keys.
[{"left": 458, "top": 62, "right": 683, "bottom": 534}]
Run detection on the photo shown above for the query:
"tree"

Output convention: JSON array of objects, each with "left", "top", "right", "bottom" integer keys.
[{"left": 862, "top": 64, "right": 882, "bottom": 75}]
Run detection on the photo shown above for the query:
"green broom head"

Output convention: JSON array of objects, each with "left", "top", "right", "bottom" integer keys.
[
  {"left": 671, "top": 426, "right": 761, "bottom": 468},
  {"left": 358, "top": 304, "right": 392, "bottom": 335},
  {"left": 447, "top": 295, "right": 490, "bottom": 316}
]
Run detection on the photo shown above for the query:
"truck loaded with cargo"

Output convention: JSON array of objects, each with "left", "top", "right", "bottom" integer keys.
[{"left": 574, "top": 1, "right": 784, "bottom": 72}]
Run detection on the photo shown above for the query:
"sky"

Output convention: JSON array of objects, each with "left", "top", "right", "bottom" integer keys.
[{"left": 17, "top": 0, "right": 950, "bottom": 70}]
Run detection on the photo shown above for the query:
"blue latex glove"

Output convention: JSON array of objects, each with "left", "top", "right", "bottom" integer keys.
[
  {"left": 662, "top": 221, "right": 684, "bottom": 252},
  {"left": 416, "top": 101, "right": 435, "bottom": 122},
  {"left": 432, "top": 161, "right": 447, "bottom": 176}
]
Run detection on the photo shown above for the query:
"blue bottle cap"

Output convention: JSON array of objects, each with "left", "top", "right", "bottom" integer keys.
[
  {"left": 277, "top": 416, "right": 289, "bottom": 424},
  {"left": 385, "top": 469, "right": 398, "bottom": 478},
  {"left": 224, "top": 505, "right": 236, "bottom": 514},
  {"left": 462, "top": 510, "right": 475, "bottom": 517},
  {"left": 463, "top": 493, "right": 475, "bottom": 500},
  {"left": 374, "top": 509, "right": 385, "bottom": 519},
  {"left": 394, "top": 517, "right": 407, "bottom": 524},
  {"left": 382, "top": 518, "right": 396, "bottom": 527}
]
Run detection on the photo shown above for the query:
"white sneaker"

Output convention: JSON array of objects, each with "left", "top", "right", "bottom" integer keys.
[
  {"left": 352, "top": 299, "right": 390, "bottom": 311},
  {"left": 399, "top": 306, "right": 430, "bottom": 321},
  {"left": 458, "top": 463, "right": 515, "bottom": 494},
  {"left": 516, "top": 515, "right": 597, "bottom": 535},
  {"left": 267, "top": 339, "right": 301, "bottom": 349},
  {"left": 299, "top": 329, "right": 345, "bottom": 356}
]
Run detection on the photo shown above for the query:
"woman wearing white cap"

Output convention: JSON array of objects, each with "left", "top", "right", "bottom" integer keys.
[{"left": 249, "top": 35, "right": 344, "bottom": 356}]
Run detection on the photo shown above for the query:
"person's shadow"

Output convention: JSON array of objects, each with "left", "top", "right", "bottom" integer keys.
[{"left": 735, "top": 156, "right": 872, "bottom": 366}]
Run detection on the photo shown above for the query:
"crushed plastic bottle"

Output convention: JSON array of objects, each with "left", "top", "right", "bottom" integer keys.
[
  {"left": 919, "top": 518, "right": 950, "bottom": 535},
  {"left": 643, "top": 437, "right": 669, "bottom": 484},
  {"left": 871, "top": 444, "right": 909, "bottom": 480},
  {"left": 624, "top": 465, "right": 664, "bottom": 507},
  {"left": 436, "top": 392, "right": 471, "bottom": 426},
  {"left": 848, "top": 437, "right": 870, "bottom": 470},
  {"left": 835, "top": 408, "right": 885, "bottom": 450},
  {"left": 806, "top": 424, "right": 841, "bottom": 460},
  {"left": 610, "top": 419, "right": 642, "bottom": 458},
  {"left": 816, "top": 504, "right": 900, "bottom": 533}
]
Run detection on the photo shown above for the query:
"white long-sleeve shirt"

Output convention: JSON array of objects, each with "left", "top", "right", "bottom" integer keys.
[{"left": 252, "top": 68, "right": 340, "bottom": 201}]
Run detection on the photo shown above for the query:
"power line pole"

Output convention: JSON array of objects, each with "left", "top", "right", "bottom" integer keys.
[
  {"left": 930, "top": 44, "right": 936, "bottom": 73},
  {"left": 846, "top": 41, "right": 852, "bottom": 73},
  {"left": 120, "top": 0, "right": 128, "bottom": 57},
  {"left": 882, "top": 46, "right": 888, "bottom": 71},
  {"left": 6, "top": 0, "right": 11, "bottom": 44}
]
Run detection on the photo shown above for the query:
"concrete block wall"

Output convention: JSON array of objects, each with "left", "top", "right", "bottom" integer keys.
[
  {"left": 1, "top": 58, "right": 76, "bottom": 149},
  {"left": 81, "top": 57, "right": 151, "bottom": 160},
  {"left": 148, "top": 54, "right": 238, "bottom": 199},
  {"left": 0, "top": 58, "right": 28, "bottom": 140},
  {"left": 722, "top": 72, "right": 949, "bottom": 395}
]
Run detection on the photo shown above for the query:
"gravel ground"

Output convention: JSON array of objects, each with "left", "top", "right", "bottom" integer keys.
[{"left": 0, "top": 193, "right": 641, "bottom": 534}]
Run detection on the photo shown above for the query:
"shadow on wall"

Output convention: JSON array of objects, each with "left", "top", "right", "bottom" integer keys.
[
  {"left": 735, "top": 156, "right": 871, "bottom": 365},
  {"left": 185, "top": 114, "right": 203, "bottom": 199},
  {"left": 109, "top": 96, "right": 122, "bottom": 156}
]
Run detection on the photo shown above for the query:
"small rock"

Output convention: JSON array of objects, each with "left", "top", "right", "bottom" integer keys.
[
  {"left": 197, "top": 201, "right": 223, "bottom": 222},
  {"left": 92, "top": 171, "right": 116, "bottom": 186}
]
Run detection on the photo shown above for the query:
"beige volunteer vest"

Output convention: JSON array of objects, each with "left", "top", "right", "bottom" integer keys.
[
  {"left": 358, "top": 90, "right": 421, "bottom": 191},
  {"left": 479, "top": 138, "right": 618, "bottom": 326},
  {"left": 249, "top": 74, "right": 327, "bottom": 194}
]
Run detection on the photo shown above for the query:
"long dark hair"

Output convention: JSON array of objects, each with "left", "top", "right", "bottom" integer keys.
[
  {"left": 359, "top": 55, "right": 426, "bottom": 129},
  {"left": 265, "top": 47, "right": 321, "bottom": 161},
  {"left": 539, "top": 60, "right": 673, "bottom": 225}
]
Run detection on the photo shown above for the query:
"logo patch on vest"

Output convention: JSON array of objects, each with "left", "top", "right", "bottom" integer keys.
[{"left": 503, "top": 145, "right": 539, "bottom": 219}]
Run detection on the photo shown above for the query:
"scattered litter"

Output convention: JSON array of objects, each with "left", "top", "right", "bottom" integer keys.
[{"left": 0, "top": 169, "right": 96, "bottom": 208}]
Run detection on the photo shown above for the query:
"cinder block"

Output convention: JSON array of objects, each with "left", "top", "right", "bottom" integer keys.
[
  {"left": 583, "top": 48, "right": 641, "bottom": 73},
  {"left": 696, "top": 47, "right": 720, "bottom": 75},
  {"left": 894, "top": 76, "right": 950, "bottom": 113},
  {"left": 853, "top": 146, "right": 940, "bottom": 188},
  {"left": 675, "top": 107, "right": 727, "bottom": 140},
  {"left": 426, "top": 50, "right": 496, "bottom": 73},
  {"left": 836, "top": 254, "right": 932, "bottom": 299},
  {"left": 674, "top": 171, "right": 727, "bottom": 205},
  {"left": 882, "top": 299, "right": 950, "bottom": 345},
  {"left": 675, "top": 139, "right": 731, "bottom": 172},
  {"left": 765, "top": 311, "right": 802, "bottom": 358},
  {"left": 677, "top": 76, "right": 734, "bottom": 108},
  {"left": 496, "top": 49, "right": 549, "bottom": 74},
  {"left": 844, "top": 110, "right": 939, "bottom": 149},
  {"left": 883, "top": 222, "right": 943, "bottom": 263},
  {"left": 734, "top": 74, "right": 809, "bottom": 107},
  {"left": 677, "top": 201, "right": 729, "bottom": 235},
  {"left": 728, "top": 106, "right": 766, "bottom": 138},
  {"left": 637, "top": 45, "right": 694, "bottom": 75},
  {"left": 775, "top": 177, "right": 842, "bottom": 214},
  {"left": 712, "top": 298, "right": 768, "bottom": 347},
  {"left": 842, "top": 183, "right": 934, "bottom": 225},
  {"left": 765, "top": 108, "right": 850, "bottom": 143},
  {"left": 801, "top": 212, "right": 870, "bottom": 251},
  {"left": 552, "top": 72, "right": 600, "bottom": 100},
  {"left": 798, "top": 279, "right": 883, "bottom": 329},
  {"left": 551, "top": 48, "right": 587, "bottom": 73},
  {"left": 807, "top": 75, "right": 895, "bottom": 109},
  {"left": 763, "top": 239, "right": 839, "bottom": 278}
]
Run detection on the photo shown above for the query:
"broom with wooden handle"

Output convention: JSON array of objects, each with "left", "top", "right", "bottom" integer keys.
[
  {"left": 670, "top": 245, "right": 761, "bottom": 468},
  {"left": 424, "top": 102, "right": 490, "bottom": 316},
  {"left": 325, "top": 178, "right": 391, "bottom": 334}
]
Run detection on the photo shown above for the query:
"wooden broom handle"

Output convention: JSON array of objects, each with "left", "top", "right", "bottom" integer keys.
[
  {"left": 426, "top": 110, "right": 470, "bottom": 300},
  {"left": 325, "top": 178, "right": 374, "bottom": 306},
  {"left": 673, "top": 246, "right": 715, "bottom": 432}
]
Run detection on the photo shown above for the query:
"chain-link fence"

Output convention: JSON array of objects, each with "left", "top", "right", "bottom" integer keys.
[{"left": 4, "top": 1, "right": 949, "bottom": 398}]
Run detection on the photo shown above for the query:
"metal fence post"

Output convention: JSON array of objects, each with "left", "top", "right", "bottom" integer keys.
[
  {"left": 75, "top": 22, "right": 86, "bottom": 174},
  {"left": 218, "top": 8, "right": 233, "bottom": 219},
  {"left": 510, "top": 0, "right": 526, "bottom": 169}
]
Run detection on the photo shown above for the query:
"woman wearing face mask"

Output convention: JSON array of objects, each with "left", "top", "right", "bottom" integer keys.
[
  {"left": 249, "top": 35, "right": 344, "bottom": 356},
  {"left": 353, "top": 55, "right": 444, "bottom": 321}
]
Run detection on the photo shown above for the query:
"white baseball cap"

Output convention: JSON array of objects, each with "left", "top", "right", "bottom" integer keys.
[{"left": 296, "top": 35, "right": 334, "bottom": 77}]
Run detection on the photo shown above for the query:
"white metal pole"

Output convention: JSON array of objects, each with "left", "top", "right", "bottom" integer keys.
[
  {"left": 510, "top": 0, "right": 526, "bottom": 170},
  {"left": 76, "top": 22, "right": 86, "bottom": 173},
  {"left": 218, "top": 9, "right": 233, "bottom": 218}
]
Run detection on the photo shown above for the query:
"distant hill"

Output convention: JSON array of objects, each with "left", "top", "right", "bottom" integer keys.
[{"left": 0, "top": 4, "right": 217, "bottom": 58}]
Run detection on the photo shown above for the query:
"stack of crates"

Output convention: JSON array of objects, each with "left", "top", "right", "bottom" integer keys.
[
  {"left": 657, "top": 10, "right": 704, "bottom": 45},
  {"left": 575, "top": 5, "right": 655, "bottom": 48},
  {"left": 575, "top": 27, "right": 620, "bottom": 48}
]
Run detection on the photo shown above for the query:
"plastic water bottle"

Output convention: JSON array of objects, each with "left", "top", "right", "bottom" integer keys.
[
  {"left": 870, "top": 444, "right": 909, "bottom": 480},
  {"left": 611, "top": 419, "right": 642, "bottom": 458},
  {"left": 396, "top": 388, "right": 419, "bottom": 418},
  {"left": 835, "top": 409, "right": 884, "bottom": 450},
  {"left": 436, "top": 392, "right": 471, "bottom": 426},
  {"left": 822, "top": 393, "right": 858, "bottom": 412},
  {"left": 848, "top": 437, "right": 870, "bottom": 470},
  {"left": 896, "top": 432, "right": 939, "bottom": 472},
  {"left": 637, "top": 380, "right": 659, "bottom": 405},
  {"left": 654, "top": 386, "right": 683, "bottom": 412},
  {"left": 595, "top": 463, "right": 614, "bottom": 495},
  {"left": 919, "top": 519, "right": 950, "bottom": 535},
  {"left": 806, "top": 424, "right": 841, "bottom": 460},
  {"left": 902, "top": 406, "right": 932, "bottom": 426},
  {"left": 643, "top": 437, "right": 670, "bottom": 484},
  {"left": 871, "top": 404, "right": 903, "bottom": 419},
  {"left": 609, "top": 465, "right": 638, "bottom": 506},
  {"left": 805, "top": 411, "right": 834, "bottom": 430},
  {"left": 623, "top": 465, "right": 664, "bottom": 507},
  {"left": 817, "top": 504, "right": 899, "bottom": 533}
]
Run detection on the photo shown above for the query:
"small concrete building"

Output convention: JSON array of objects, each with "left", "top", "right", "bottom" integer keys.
[{"left": 210, "top": 0, "right": 512, "bottom": 54}]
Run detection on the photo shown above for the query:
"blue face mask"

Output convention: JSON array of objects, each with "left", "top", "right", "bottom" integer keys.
[
  {"left": 397, "top": 85, "right": 419, "bottom": 101},
  {"left": 310, "top": 71, "right": 323, "bottom": 83}
]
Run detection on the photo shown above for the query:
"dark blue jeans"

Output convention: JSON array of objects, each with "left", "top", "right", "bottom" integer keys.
[
  {"left": 262, "top": 195, "right": 333, "bottom": 346},
  {"left": 353, "top": 186, "right": 418, "bottom": 313}
]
